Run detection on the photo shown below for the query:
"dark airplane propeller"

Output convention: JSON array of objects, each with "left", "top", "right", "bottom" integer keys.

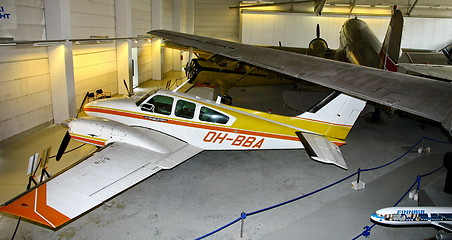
[
  {"left": 55, "top": 92, "right": 90, "bottom": 161},
  {"left": 316, "top": 23, "right": 320, "bottom": 39},
  {"left": 308, "top": 24, "right": 329, "bottom": 58},
  {"left": 56, "top": 131, "right": 71, "bottom": 161}
]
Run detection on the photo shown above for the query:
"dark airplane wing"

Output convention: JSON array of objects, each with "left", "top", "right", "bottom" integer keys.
[
  {"left": 399, "top": 63, "right": 452, "bottom": 82},
  {"left": 149, "top": 30, "right": 452, "bottom": 132}
]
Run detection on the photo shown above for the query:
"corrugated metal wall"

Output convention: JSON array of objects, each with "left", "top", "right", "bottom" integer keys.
[
  {"left": 132, "top": 0, "right": 152, "bottom": 84},
  {"left": 194, "top": 0, "right": 240, "bottom": 41},
  {"left": 70, "top": 0, "right": 118, "bottom": 108},
  {"left": 0, "top": 1, "right": 51, "bottom": 140}
]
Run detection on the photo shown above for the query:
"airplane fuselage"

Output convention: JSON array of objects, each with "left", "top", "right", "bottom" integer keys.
[
  {"left": 80, "top": 90, "right": 311, "bottom": 151},
  {"left": 339, "top": 18, "right": 382, "bottom": 68},
  {"left": 371, "top": 207, "right": 452, "bottom": 227}
]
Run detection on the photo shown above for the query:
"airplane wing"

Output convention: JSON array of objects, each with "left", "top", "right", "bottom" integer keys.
[
  {"left": 398, "top": 63, "right": 452, "bottom": 82},
  {"left": 149, "top": 30, "right": 452, "bottom": 132},
  {"left": 432, "top": 222, "right": 452, "bottom": 232},
  {"left": 0, "top": 141, "right": 201, "bottom": 228}
]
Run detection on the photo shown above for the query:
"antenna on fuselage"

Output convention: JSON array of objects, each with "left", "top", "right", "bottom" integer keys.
[{"left": 123, "top": 79, "right": 132, "bottom": 97}]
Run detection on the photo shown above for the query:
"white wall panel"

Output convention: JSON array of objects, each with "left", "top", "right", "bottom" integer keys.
[
  {"left": 403, "top": 17, "right": 452, "bottom": 50},
  {"left": 72, "top": 44, "right": 118, "bottom": 108},
  {"left": 132, "top": 0, "right": 151, "bottom": 36},
  {"left": 180, "top": 0, "right": 187, "bottom": 32},
  {"left": 0, "top": 0, "right": 51, "bottom": 141},
  {"left": 163, "top": 0, "right": 173, "bottom": 30},
  {"left": 194, "top": 0, "right": 240, "bottom": 41},
  {"left": 132, "top": 0, "right": 153, "bottom": 84},
  {"left": 2, "top": 0, "right": 45, "bottom": 40},
  {"left": 0, "top": 46, "right": 51, "bottom": 140},
  {"left": 137, "top": 44, "right": 153, "bottom": 83},
  {"left": 70, "top": 0, "right": 115, "bottom": 38},
  {"left": 242, "top": 12, "right": 452, "bottom": 50}
]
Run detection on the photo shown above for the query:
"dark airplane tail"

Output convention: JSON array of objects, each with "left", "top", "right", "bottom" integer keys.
[{"left": 379, "top": 7, "right": 403, "bottom": 72}]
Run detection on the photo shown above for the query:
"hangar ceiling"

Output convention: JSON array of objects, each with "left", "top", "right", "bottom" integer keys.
[{"left": 233, "top": 0, "right": 452, "bottom": 18}]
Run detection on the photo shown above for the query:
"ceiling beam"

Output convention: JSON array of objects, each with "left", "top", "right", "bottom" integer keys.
[
  {"left": 407, "top": 0, "right": 419, "bottom": 16},
  {"left": 349, "top": 0, "right": 357, "bottom": 15}
]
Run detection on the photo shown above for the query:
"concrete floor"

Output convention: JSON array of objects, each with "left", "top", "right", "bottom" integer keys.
[{"left": 0, "top": 77, "right": 451, "bottom": 240}]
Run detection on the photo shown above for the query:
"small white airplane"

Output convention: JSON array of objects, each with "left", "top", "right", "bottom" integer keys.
[
  {"left": 0, "top": 88, "right": 365, "bottom": 228},
  {"left": 371, "top": 206, "right": 452, "bottom": 232}
]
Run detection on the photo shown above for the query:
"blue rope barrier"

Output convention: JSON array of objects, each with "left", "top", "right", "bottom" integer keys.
[
  {"left": 195, "top": 136, "right": 450, "bottom": 239},
  {"left": 194, "top": 217, "right": 242, "bottom": 240},
  {"left": 247, "top": 172, "right": 359, "bottom": 216}
]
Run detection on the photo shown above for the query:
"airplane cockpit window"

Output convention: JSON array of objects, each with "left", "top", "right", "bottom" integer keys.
[
  {"left": 199, "top": 107, "right": 229, "bottom": 124},
  {"left": 136, "top": 89, "right": 158, "bottom": 106},
  {"left": 141, "top": 95, "right": 174, "bottom": 115},
  {"left": 175, "top": 100, "right": 196, "bottom": 119}
]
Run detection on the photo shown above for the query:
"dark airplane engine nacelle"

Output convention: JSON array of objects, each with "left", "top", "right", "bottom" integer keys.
[
  {"left": 437, "top": 233, "right": 452, "bottom": 240},
  {"left": 68, "top": 117, "right": 170, "bottom": 153},
  {"left": 185, "top": 59, "right": 202, "bottom": 82},
  {"left": 308, "top": 38, "right": 329, "bottom": 58}
]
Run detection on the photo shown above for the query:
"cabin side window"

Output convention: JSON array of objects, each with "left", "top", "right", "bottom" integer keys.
[
  {"left": 199, "top": 107, "right": 229, "bottom": 124},
  {"left": 175, "top": 100, "right": 196, "bottom": 119},
  {"left": 141, "top": 95, "right": 174, "bottom": 115}
]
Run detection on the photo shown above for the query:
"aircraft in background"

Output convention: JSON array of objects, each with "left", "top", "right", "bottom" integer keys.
[
  {"left": 371, "top": 206, "right": 452, "bottom": 239},
  {"left": 398, "top": 43, "right": 452, "bottom": 82},
  {"left": 0, "top": 88, "right": 366, "bottom": 228},
  {"left": 163, "top": 8, "right": 403, "bottom": 99}
]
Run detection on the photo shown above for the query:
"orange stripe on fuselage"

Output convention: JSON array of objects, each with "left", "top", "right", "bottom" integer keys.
[
  {"left": 70, "top": 134, "right": 106, "bottom": 146},
  {"left": 85, "top": 107, "right": 300, "bottom": 142},
  {"left": 0, "top": 184, "right": 70, "bottom": 228}
]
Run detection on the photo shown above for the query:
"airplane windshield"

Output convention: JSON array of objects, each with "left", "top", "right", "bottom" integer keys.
[{"left": 135, "top": 89, "right": 159, "bottom": 106}]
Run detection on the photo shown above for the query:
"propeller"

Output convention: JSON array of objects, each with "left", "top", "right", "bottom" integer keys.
[
  {"left": 308, "top": 24, "right": 329, "bottom": 57},
  {"left": 316, "top": 24, "right": 320, "bottom": 39},
  {"left": 56, "top": 131, "right": 71, "bottom": 161},
  {"left": 55, "top": 92, "right": 90, "bottom": 161}
]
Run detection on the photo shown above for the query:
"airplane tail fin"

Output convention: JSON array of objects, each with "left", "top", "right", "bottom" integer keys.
[
  {"left": 379, "top": 7, "right": 403, "bottom": 72},
  {"left": 296, "top": 91, "right": 366, "bottom": 142},
  {"left": 294, "top": 92, "right": 366, "bottom": 169}
]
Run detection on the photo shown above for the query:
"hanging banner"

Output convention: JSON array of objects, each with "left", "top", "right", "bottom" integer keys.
[{"left": 0, "top": 0, "right": 16, "bottom": 29}]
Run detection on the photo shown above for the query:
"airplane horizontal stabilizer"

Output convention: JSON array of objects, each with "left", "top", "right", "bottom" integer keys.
[{"left": 296, "top": 131, "right": 347, "bottom": 170}]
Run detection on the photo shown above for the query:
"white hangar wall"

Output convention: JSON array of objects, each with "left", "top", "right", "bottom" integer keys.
[
  {"left": 0, "top": 0, "right": 189, "bottom": 142},
  {"left": 241, "top": 12, "right": 452, "bottom": 50},
  {"left": 0, "top": 1, "right": 51, "bottom": 141},
  {"left": 194, "top": 0, "right": 240, "bottom": 41},
  {"left": 132, "top": 0, "right": 153, "bottom": 85},
  {"left": 70, "top": 0, "right": 118, "bottom": 109}
]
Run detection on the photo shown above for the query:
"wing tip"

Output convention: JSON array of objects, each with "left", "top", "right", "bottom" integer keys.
[{"left": 0, "top": 184, "right": 71, "bottom": 228}]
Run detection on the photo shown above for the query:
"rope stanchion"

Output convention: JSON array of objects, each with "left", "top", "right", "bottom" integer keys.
[
  {"left": 195, "top": 136, "right": 450, "bottom": 239},
  {"left": 240, "top": 212, "right": 247, "bottom": 238}
]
